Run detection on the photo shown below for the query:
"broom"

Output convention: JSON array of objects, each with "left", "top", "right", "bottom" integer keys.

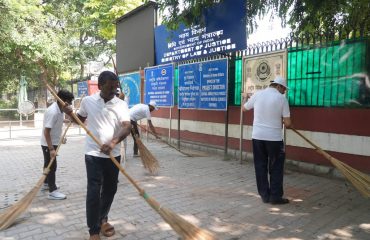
[
  {"left": 44, "top": 82, "right": 216, "bottom": 239},
  {"left": 291, "top": 127, "right": 370, "bottom": 198},
  {"left": 131, "top": 129, "right": 159, "bottom": 174},
  {"left": 0, "top": 122, "right": 72, "bottom": 230},
  {"left": 137, "top": 124, "right": 194, "bottom": 157}
]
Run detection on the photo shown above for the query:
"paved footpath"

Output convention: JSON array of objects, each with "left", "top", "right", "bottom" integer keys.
[{"left": 0, "top": 135, "right": 369, "bottom": 240}]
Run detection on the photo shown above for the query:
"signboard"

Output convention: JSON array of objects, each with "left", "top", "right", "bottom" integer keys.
[
  {"left": 178, "top": 58, "right": 228, "bottom": 110},
  {"left": 87, "top": 80, "right": 99, "bottom": 96},
  {"left": 119, "top": 72, "right": 141, "bottom": 107},
  {"left": 243, "top": 50, "right": 287, "bottom": 94},
  {"left": 144, "top": 64, "right": 174, "bottom": 107},
  {"left": 77, "top": 81, "right": 88, "bottom": 97},
  {"left": 154, "top": 0, "right": 246, "bottom": 64}
]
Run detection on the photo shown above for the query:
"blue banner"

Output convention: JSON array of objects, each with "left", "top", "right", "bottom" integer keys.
[
  {"left": 77, "top": 81, "right": 88, "bottom": 97},
  {"left": 119, "top": 72, "right": 141, "bottom": 107},
  {"left": 154, "top": 0, "right": 246, "bottom": 64},
  {"left": 178, "top": 58, "right": 228, "bottom": 110},
  {"left": 144, "top": 64, "right": 174, "bottom": 107}
]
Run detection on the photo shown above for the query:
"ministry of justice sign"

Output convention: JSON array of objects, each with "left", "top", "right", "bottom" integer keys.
[{"left": 178, "top": 58, "right": 228, "bottom": 110}]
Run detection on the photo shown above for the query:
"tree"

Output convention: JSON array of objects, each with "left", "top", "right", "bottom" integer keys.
[{"left": 154, "top": 0, "right": 370, "bottom": 35}]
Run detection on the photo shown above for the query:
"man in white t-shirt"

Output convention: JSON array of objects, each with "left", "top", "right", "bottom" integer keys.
[
  {"left": 129, "top": 101, "right": 159, "bottom": 157},
  {"left": 65, "top": 71, "right": 131, "bottom": 240},
  {"left": 41, "top": 89, "right": 74, "bottom": 200},
  {"left": 242, "top": 76, "right": 292, "bottom": 205}
]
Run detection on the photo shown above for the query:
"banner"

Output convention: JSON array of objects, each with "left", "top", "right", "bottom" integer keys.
[
  {"left": 178, "top": 58, "right": 228, "bottom": 110},
  {"left": 119, "top": 72, "right": 141, "bottom": 107},
  {"left": 144, "top": 64, "right": 174, "bottom": 107}
]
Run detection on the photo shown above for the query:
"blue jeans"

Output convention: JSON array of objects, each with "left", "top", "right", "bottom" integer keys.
[
  {"left": 252, "top": 139, "right": 285, "bottom": 202},
  {"left": 85, "top": 154, "right": 120, "bottom": 235}
]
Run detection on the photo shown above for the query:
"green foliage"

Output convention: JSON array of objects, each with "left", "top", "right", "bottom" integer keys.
[{"left": 155, "top": 0, "right": 370, "bottom": 35}]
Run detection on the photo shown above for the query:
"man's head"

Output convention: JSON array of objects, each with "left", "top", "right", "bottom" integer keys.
[
  {"left": 57, "top": 89, "right": 74, "bottom": 105},
  {"left": 270, "top": 76, "right": 288, "bottom": 94},
  {"left": 98, "top": 71, "right": 119, "bottom": 101},
  {"left": 148, "top": 100, "right": 158, "bottom": 112}
]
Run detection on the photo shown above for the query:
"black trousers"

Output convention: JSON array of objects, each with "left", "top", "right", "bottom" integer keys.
[
  {"left": 252, "top": 139, "right": 285, "bottom": 202},
  {"left": 85, "top": 154, "right": 120, "bottom": 235},
  {"left": 41, "top": 145, "right": 58, "bottom": 192},
  {"left": 130, "top": 120, "right": 139, "bottom": 155}
]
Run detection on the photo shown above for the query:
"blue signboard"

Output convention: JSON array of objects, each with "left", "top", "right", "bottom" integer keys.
[
  {"left": 77, "top": 81, "right": 88, "bottom": 97},
  {"left": 154, "top": 0, "right": 246, "bottom": 64},
  {"left": 119, "top": 72, "right": 141, "bottom": 107},
  {"left": 178, "top": 58, "right": 228, "bottom": 110},
  {"left": 144, "top": 64, "right": 174, "bottom": 107}
]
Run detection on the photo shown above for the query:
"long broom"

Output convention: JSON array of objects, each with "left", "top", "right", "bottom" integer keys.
[
  {"left": 0, "top": 122, "right": 72, "bottom": 230},
  {"left": 291, "top": 127, "right": 370, "bottom": 198},
  {"left": 131, "top": 129, "right": 159, "bottom": 174},
  {"left": 137, "top": 124, "right": 195, "bottom": 157},
  {"left": 44, "top": 82, "right": 216, "bottom": 239}
]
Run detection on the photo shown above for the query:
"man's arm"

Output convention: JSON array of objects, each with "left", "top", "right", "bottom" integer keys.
[
  {"left": 283, "top": 117, "right": 292, "bottom": 128},
  {"left": 148, "top": 120, "right": 160, "bottom": 138},
  {"left": 241, "top": 92, "right": 251, "bottom": 112},
  {"left": 100, "top": 121, "right": 132, "bottom": 155}
]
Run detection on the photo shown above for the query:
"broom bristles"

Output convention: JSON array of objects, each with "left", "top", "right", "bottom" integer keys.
[
  {"left": 133, "top": 134, "right": 159, "bottom": 174},
  {"left": 0, "top": 122, "right": 72, "bottom": 230},
  {"left": 292, "top": 128, "right": 370, "bottom": 198},
  {"left": 144, "top": 196, "right": 216, "bottom": 240}
]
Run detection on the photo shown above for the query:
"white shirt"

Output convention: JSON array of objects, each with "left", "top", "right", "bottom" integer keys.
[
  {"left": 129, "top": 104, "right": 151, "bottom": 121},
  {"left": 244, "top": 87, "right": 290, "bottom": 141},
  {"left": 77, "top": 92, "right": 130, "bottom": 157},
  {"left": 41, "top": 102, "right": 64, "bottom": 146}
]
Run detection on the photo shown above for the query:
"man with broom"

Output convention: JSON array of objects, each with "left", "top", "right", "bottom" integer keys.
[
  {"left": 129, "top": 100, "right": 160, "bottom": 157},
  {"left": 242, "top": 76, "right": 292, "bottom": 205},
  {"left": 41, "top": 89, "right": 74, "bottom": 200},
  {"left": 64, "top": 71, "right": 131, "bottom": 240}
]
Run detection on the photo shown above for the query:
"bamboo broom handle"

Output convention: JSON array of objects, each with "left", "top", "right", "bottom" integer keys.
[
  {"left": 44, "top": 83, "right": 145, "bottom": 195},
  {"left": 291, "top": 127, "right": 337, "bottom": 163}
]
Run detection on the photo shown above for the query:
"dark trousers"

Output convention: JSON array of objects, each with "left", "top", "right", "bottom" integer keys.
[
  {"left": 85, "top": 154, "right": 120, "bottom": 235},
  {"left": 252, "top": 139, "right": 285, "bottom": 202},
  {"left": 41, "top": 145, "right": 58, "bottom": 192},
  {"left": 130, "top": 120, "right": 139, "bottom": 155}
]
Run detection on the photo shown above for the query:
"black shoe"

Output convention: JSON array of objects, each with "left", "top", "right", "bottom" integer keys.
[{"left": 270, "top": 198, "right": 289, "bottom": 205}]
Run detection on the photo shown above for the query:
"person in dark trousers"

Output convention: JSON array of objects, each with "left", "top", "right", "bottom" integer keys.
[
  {"left": 64, "top": 71, "right": 131, "bottom": 240},
  {"left": 242, "top": 76, "right": 292, "bottom": 205},
  {"left": 41, "top": 89, "right": 74, "bottom": 200},
  {"left": 129, "top": 101, "right": 159, "bottom": 157}
]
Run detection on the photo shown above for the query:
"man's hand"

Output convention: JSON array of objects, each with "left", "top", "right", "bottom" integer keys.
[
  {"left": 100, "top": 142, "right": 115, "bottom": 155},
  {"left": 49, "top": 149, "right": 57, "bottom": 159}
]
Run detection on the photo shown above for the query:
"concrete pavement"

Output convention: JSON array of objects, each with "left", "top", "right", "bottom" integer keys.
[{"left": 0, "top": 134, "right": 369, "bottom": 240}]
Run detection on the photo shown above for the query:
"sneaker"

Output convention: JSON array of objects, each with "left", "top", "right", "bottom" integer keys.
[
  {"left": 41, "top": 184, "right": 59, "bottom": 191},
  {"left": 48, "top": 190, "right": 66, "bottom": 200},
  {"left": 133, "top": 154, "right": 140, "bottom": 158},
  {"left": 41, "top": 183, "right": 49, "bottom": 191}
]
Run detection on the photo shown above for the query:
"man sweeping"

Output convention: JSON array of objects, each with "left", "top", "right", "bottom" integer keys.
[
  {"left": 129, "top": 101, "right": 160, "bottom": 157},
  {"left": 242, "top": 76, "right": 292, "bottom": 205},
  {"left": 64, "top": 71, "right": 131, "bottom": 240},
  {"left": 41, "top": 89, "right": 74, "bottom": 200}
]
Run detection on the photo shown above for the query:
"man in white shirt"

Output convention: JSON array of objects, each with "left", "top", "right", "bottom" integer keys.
[
  {"left": 65, "top": 71, "right": 131, "bottom": 240},
  {"left": 129, "top": 101, "right": 159, "bottom": 157},
  {"left": 41, "top": 89, "right": 74, "bottom": 200},
  {"left": 242, "top": 76, "right": 292, "bottom": 205}
]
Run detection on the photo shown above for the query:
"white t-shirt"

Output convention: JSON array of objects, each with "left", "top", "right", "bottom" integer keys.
[
  {"left": 244, "top": 87, "right": 290, "bottom": 141},
  {"left": 129, "top": 104, "right": 151, "bottom": 121},
  {"left": 41, "top": 102, "right": 64, "bottom": 146},
  {"left": 77, "top": 92, "right": 130, "bottom": 157}
]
